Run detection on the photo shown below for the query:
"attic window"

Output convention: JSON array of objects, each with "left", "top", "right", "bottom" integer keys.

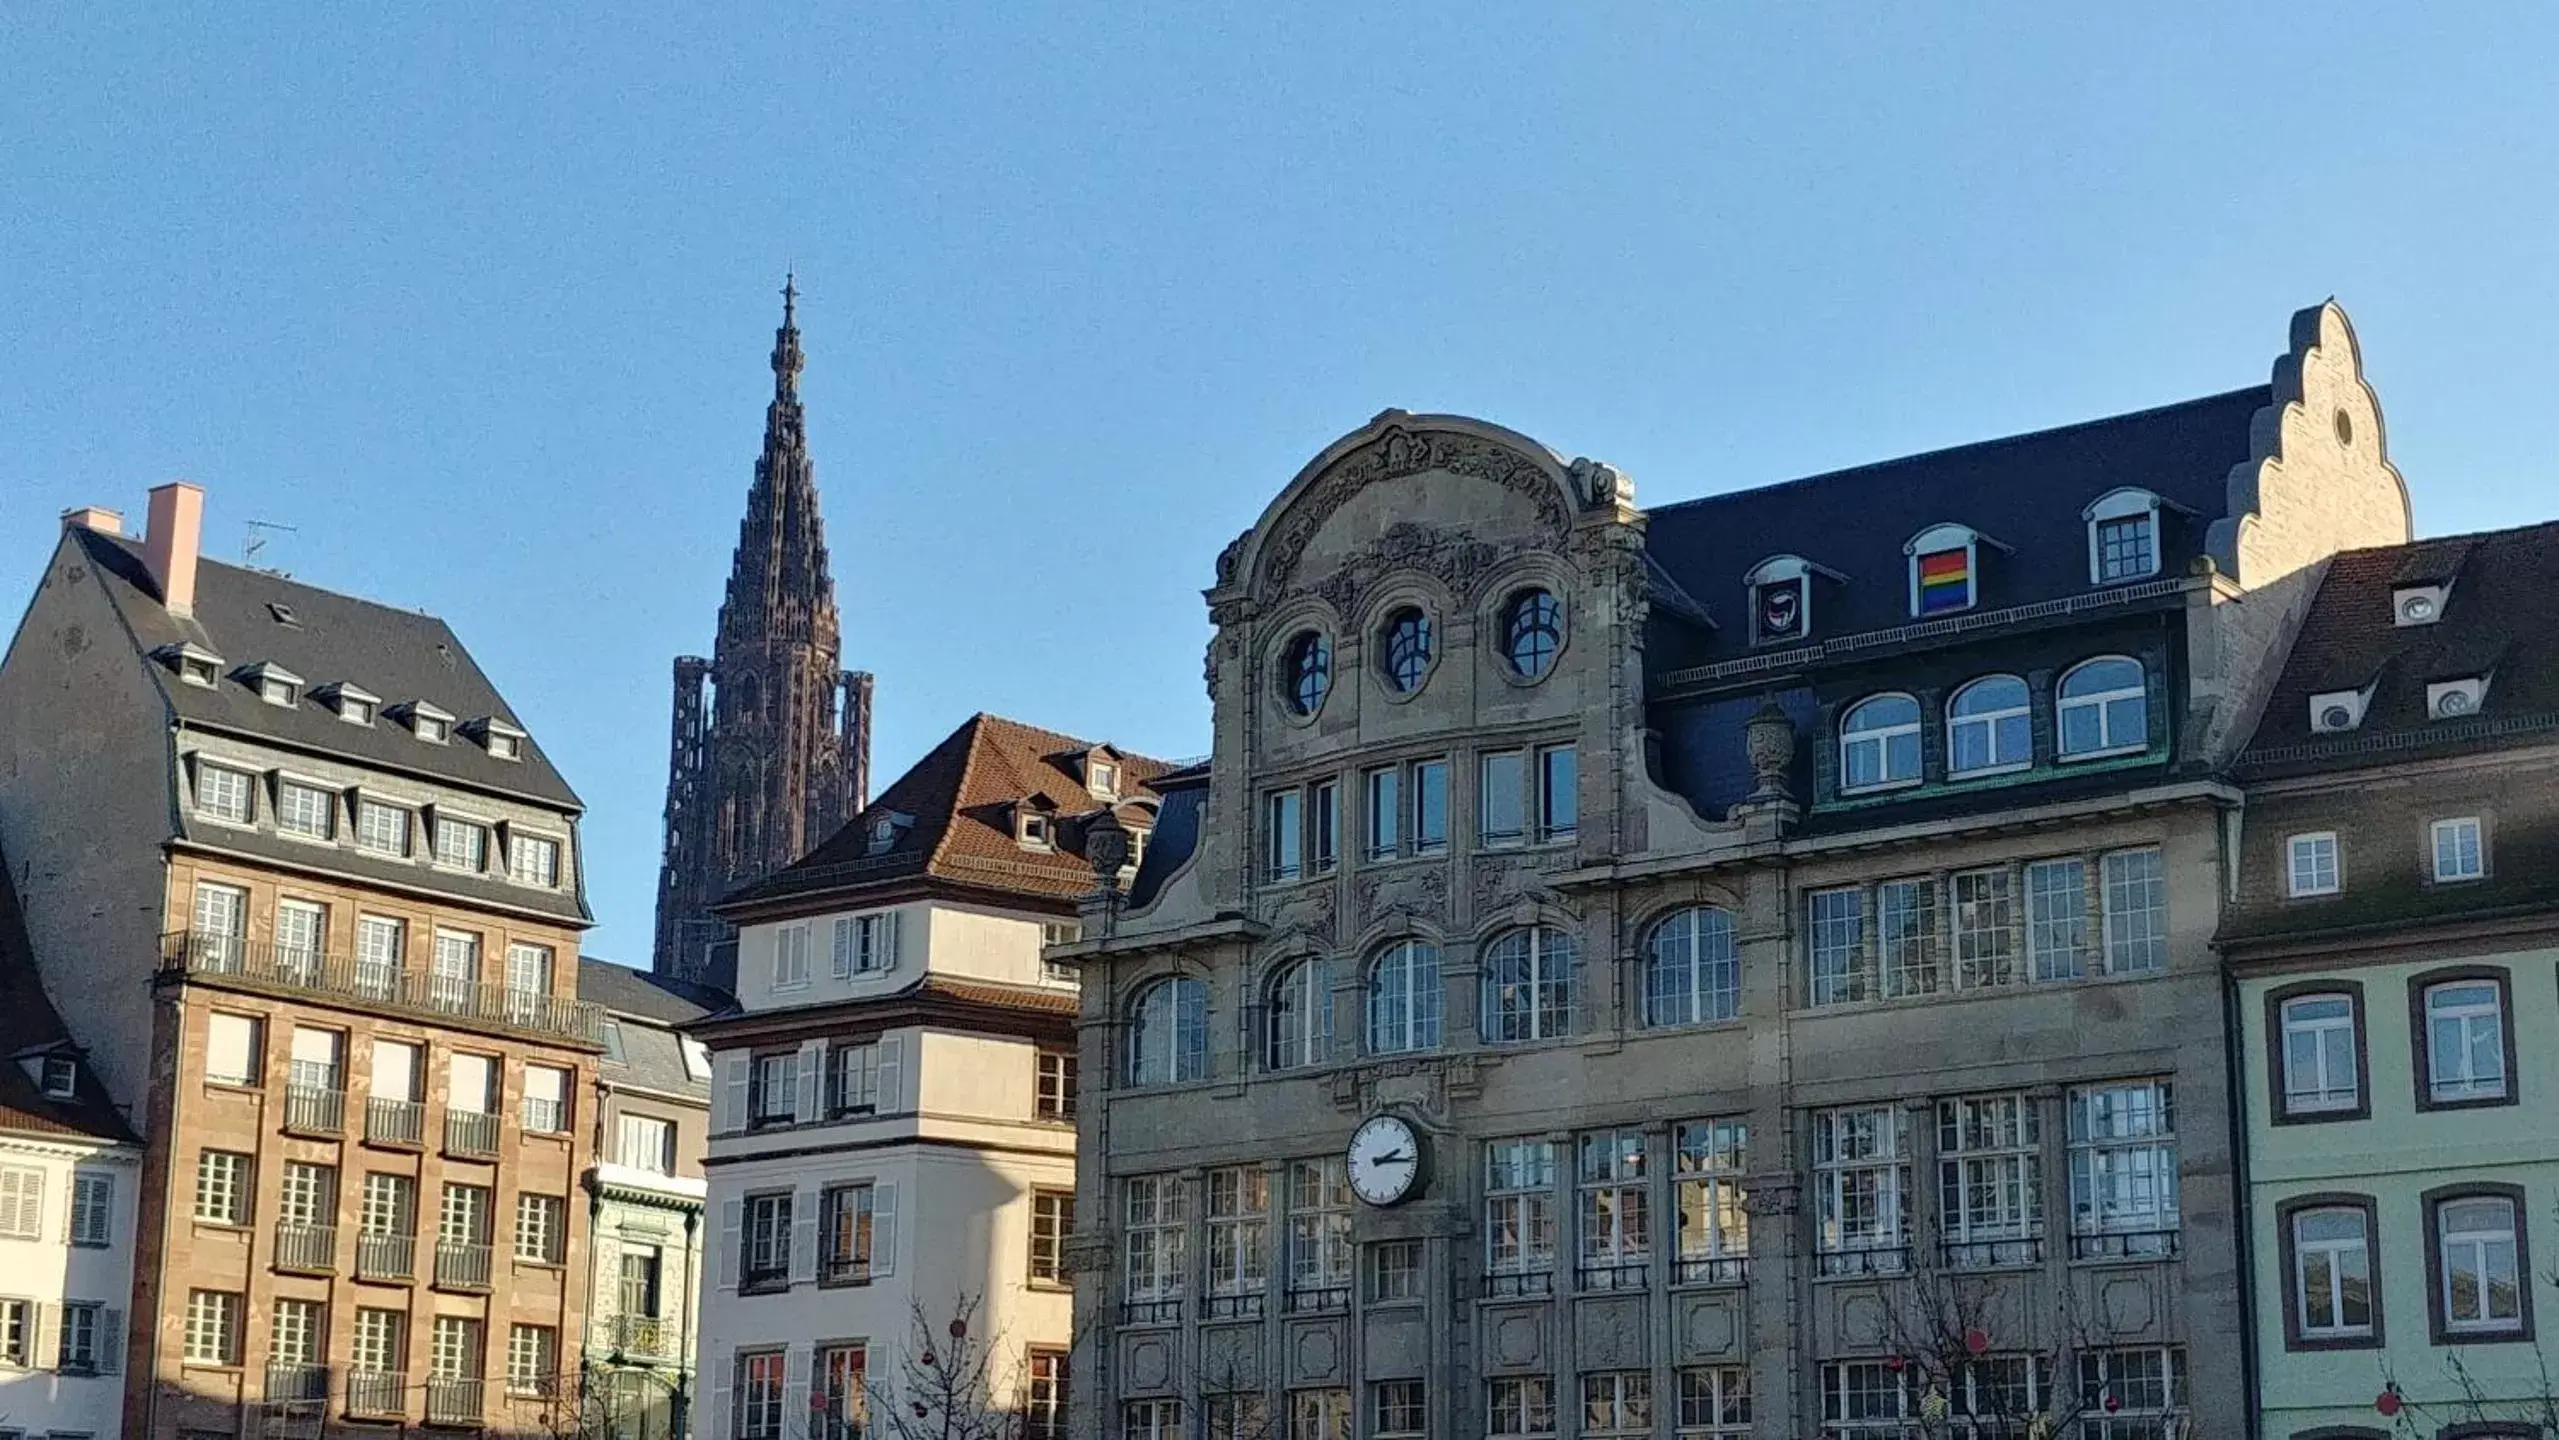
[
  {"left": 242, "top": 662, "right": 306, "bottom": 709},
  {"left": 1089, "top": 760, "right": 1121, "bottom": 801},
  {"left": 317, "top": 683, "right": 380, "bottom": 727},
  {"left": 488, "top": 732, "right": 521, "bottom": 761},
  {"left": 1017, "top": 813, "right": 1053, "bottom": 851},
  {"left": 2309, "top": 687, "right": 2370, "bottom": 735},
  {"left": 2392, "top": 585, "right": 2447, "bottom": 627},
  {"left": 1126, "top": 829, "right": 1150, "bottom": 872},
  {"left": 1742, "top": 555, "right": 1815, "bottom": 646},
  {"left": 864, "top": 812, "right": 913, "bottom": 856},
  {"left": 2085, "top": 489, "right": 2163, "bottom": 585},
  {"left": 181, "top": 657, "right": 219, "bottom": 688},
  {"left": 2426, "top": 677, "right": 2488, "bottom": 721},
  {"left": 39, "top": 1056, "right": 76, "bottom": 1100},
  {"left": 418, "top": 716, "right": 450, "bottom": 743},
  {"left": 396, "top": 702, "right": 456, "bottom": 745},
  {"left": 1905, "top": 524, "right": 1982, "bottom": 617}
]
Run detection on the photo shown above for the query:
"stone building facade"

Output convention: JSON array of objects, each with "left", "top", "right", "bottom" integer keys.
[
  {"left": 0, "top": 487, "right": 605, "bottom": 1440},
  {"left": 2222, "top": 520, "right": 2559, "bottom": 1437},
  {"left": 655, "top": 278, "right": 875, "bottom": 990},
  {"left": 1066, "top": 304, "right": 2412, "bottom": 1437}
]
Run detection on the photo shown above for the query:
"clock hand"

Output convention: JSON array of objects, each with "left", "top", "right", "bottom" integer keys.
[{"left": 1372, "top": 1149, "right": 1412, "bottom": 1165}]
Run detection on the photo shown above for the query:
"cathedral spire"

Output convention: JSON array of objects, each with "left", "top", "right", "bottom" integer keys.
[{"left": 771, "top": 271, "right": 804, "bottom": 406}]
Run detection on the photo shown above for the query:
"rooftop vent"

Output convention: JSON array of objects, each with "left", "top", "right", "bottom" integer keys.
[
  {"left": 267, "top": 602, "right": 300, "bottom": 628},
  {"left": 2309, "top": 687, "right": 2370, "bottom": 735},
  {"left": 2426, "top": 677, "right": 2488, "bottom": 720},
  {"left": 2392, "top": 584, "right": 2448, "bottom": 627}
]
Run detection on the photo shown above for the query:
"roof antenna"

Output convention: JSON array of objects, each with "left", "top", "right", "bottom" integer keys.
[{"left": 243, "top": 519, "right": 300, "bottom": 574}]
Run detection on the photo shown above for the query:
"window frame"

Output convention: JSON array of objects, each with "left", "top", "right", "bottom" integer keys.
[
  {"left": 1742, "top": 555, "right": 1814, "bottom": 646},
  {"left": 2430, "top": 815, "right": 2486, "bottom": 884},
  {"left": 193, "top": 762, "right": 256, "bottom": 826},
  {"left": 1282, "top": 631, "right": 1332, "bottom": 718},
  {"left": 1672, "top": 1118, "right": 1749, "bottom": 1284},
  {"left": 1126, "top": 975, "right": 1209, "bottom": 1087},
  {"left": 1028, "top": 1188, "right": 1075, "bottom": 1289},
  {"left": 1263, "top": 956, "right": 1333, "bottom": 1072},
  {"left": 2286, "top": 832, "right": 2342, "bottom": 898},
  {"left": 1945, "top": 674, "right": 2033, "bottom": 778},
  {"left": 1478, "top": 926, "right": 1577, "bottom": 1046},
  {"left": 1377, "top": 607, "right": 1435, "bottom": 696},
  {"left": 1501, "top": 588, "right": 1565, "bottom": 681},
  {"left": 2277, "top": 1192, "right": 2383, "bottom": 1351},
  {"left": 1905, "top": 522, "right": 1982, "bottom": 617},
  {"left": 1642, "top": 906, "right": 1739, "bottom": 1029},
  {"left": 1837, "top": 693, "right": 1923, "bottom": 794},
  {"left": 2409, "top": 967, "right": 2519, "bottom": 1113},
  {"left": 2084, "top": 488, "right": 2164, "bottom": 585},
  {"left": 274, "top": 777, "right": 337, "bottom": 841},
  {"left": 2065, "top": 1080, "right": 2180, "bottom": 1259},
  {"left": 1365, "top": 941, "right": 1443, "bottom": 1056},
  {"left": 2055, "top": 656, "right": 2150, "bottom": 761},
  {"left": 2423, "top": 1183, "right": 2535, "bottom": 1344},
  {"left": 2265, "top": 981, "right": 2370, "bottom": 1124}
]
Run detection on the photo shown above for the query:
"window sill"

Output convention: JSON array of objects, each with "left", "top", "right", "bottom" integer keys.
[
  {"left": 1025, "top": 1279, "right": 1071, "bottom": 1294},
  {"left": 2057, "top": 744, "right": 2150, "bottom": 765},
  {"left": 204, "top": 1078, "right": 263, "bottom": 1092},
  {"left": 193, "top": 1220, "right": 253, "bottom": 1235},
  {"left": 1836, "top": 779, "right": 1924, "bottom": 798},
  {"left": 1946, "top": 761, "right": 2033, "bottom": 781},
  {"left": 816, "top": 1274, "right": 876, "bottom": 1290},
  {"left": 739, "top": 1279, "right": 792, "bottom": 1296},
  {"left": 274, "top": 829, "right": 339, "bottom": 847},
  {"left": 2286, "top": 1332, "right": 2380, "bottom": 1353},
  {"left": 512, "top": 1257, "right": 566, "bottom": 1271},
  {"left": 2271, "top": 1101, "right": 2368, "bottom": 1126},
  {"left": 2418, "top": 1091, "right": 2517, "bottom": 1113},
  {"left": 2438, "top": 1323, "right": 2533, "bottom": 1347}
]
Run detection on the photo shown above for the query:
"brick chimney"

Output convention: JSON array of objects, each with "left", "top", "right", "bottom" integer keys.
[
  {"left": 58, "top": 506, "right": 125, "bottom": 535},
  {"left": 143, "top": 482, "right": 205, "bottom": 619}
]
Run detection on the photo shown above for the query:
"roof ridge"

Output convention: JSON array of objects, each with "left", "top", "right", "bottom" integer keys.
[
  {"left": 966, "top": 709, "right": 1183, "bottom": 777},
  {"left": 2330, "top": 516, "right": 2559, "bottom": 566},
  {"left": 921, "top": 713, "right": 998, "bottom": 879},
  {"left": 1644, "top": 384, "right": 2273, "bottom": 518}
]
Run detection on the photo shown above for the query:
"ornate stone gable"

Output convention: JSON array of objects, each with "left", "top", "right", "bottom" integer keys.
[
  {"left": 1259, "top": 425, "right": 1572, "bottom": 591},
  {"left": 1306, "top": 522, "right": 1514, "bottom": 618}
]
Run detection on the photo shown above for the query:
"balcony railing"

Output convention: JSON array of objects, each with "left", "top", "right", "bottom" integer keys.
[
  {"left": 1944, "top": 1236, "right": 2045, "bottom": 1270},
  {"left": 436, "top": 1240, "right": 493, "bottom": 1290},
  {"left": 608, "top": 1313, "right": 669, "bottom": 1358},
  {"left": 444, "top": 1110, "right": 500, "bottom": 1159},
  {"left": 1481, "top": 1269, "right": 1555, "bottom": 1299},
  {"left": 367, "top": 1096, "right": 425, "bottom": 1148},
  {"left": 2071, "top": 1228, "right": 2180, "bottom": 1262},
  {"left": 1673, "top": 1255, "right": 1750, "bottom": 1287},
  {"left": 1576, "top": 1261, "right": 1652, "bottom": 1293},
  {"left": 1283, "top": 1285, "right": 1350, "bottom": 1315},
  {"left": 1200, "top": 1293, "right": 1263, "bottom": 1321},
  {"left": 425, "top": 1377, "right": 486, "bottom": 1428},
  {"left": 160, "top": 931, "right": 605, "bottom": 1045},
  {"left": 355, "top": 1232, "right": 416, "bottom": 1283},
  {"left": 521, "top": 1096, "right": 566, "bottom": 1135},
  {"left": 282, "top": 1077, "right": 346, "bottom": 1138},
  {"left": 1817, "top": 1244, "right": 1912, "bottom": 1278},
  {"left": 266, "top": 1362, "right": 332, "bottom": 1404},
  {"left": 346, "top": 1369, "right": 407, "bottom": 1420},
  {"left": 274, "top": 1223, "right": 338, "bottom": 1273}
]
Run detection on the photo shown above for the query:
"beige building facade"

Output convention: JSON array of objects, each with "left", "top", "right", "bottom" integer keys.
[
  {"left": 1068, "top": 304, "right": 2413, "bottom": 1436},
  {"left": 0, "top": 486, "right": 605, "bottom": 1440}
]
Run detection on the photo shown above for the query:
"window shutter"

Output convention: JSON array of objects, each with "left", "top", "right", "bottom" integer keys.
[
  {"left": 720, "top": 1056, "right": 749, "bottom": 1135},
  {"left": 709, "top": 1346, "right": 733, "bottom": 1440},
  {"left": 882, "top": 912, "right": 902, "bottom": 972},
  {"left": 783, "top": 1345, "right": 811, "bottom": 1435},
  {"left": 795, "top": 1041, "right": 824, "bottom": 1122},
  {"left": 871, "top": 1183, "right": 898, "bottom": 1277},
  {"left": 99, "top": 1308, "right": 122, "bottom": 1374},
  {"left": 717, "top": 1199, "right": 742, "bottom": 1291},
  {"left": 832, "top": 919, "right": 855, "bottom": 980},
  {"left": 789, "top": 1187, "right": 819, "bottom": 1285},
  {"left": 876, "top": 1036, "right": 904, "bottom": 1116},
  {"left": 34, "top": 1302, "right": 54, "bottom": 1370}
]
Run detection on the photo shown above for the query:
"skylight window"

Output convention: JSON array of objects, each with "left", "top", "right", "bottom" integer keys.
[{"left": 266, "top": 602, "right": 300, "bottom": 628}]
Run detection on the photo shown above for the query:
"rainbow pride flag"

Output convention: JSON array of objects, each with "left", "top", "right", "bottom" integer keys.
[{"left": 1917, "top": 547, "right": 1972, "bottom": 613}]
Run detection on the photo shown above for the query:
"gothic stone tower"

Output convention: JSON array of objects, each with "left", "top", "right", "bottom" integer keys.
[{"left": 654, "top": 278, "right": 874, "bottom": 985}]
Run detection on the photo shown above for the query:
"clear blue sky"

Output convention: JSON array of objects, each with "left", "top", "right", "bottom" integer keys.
[{"left": 6, "top": 5, "right": 2554, "bottom": 964}]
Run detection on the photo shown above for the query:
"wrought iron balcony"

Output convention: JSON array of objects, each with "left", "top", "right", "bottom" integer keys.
[
  {"left": 608, "top": 1313, "right": 669, "bottom": 1358},
  {"left": 273, "top": 1223, "right": 338, "bottom": 1274},
  {"left": 435, "top": 1240, "right": 493, "bottom": 1291},
  {"left": 282, "top": 1069, "right": 346, "bottom": 1138},
  {"left": 425, "top": 1377, "right": 485, "bottom": 1428},
  {"left": 265, "top": 1362, "right": 332, "bottom": 1404},
  {"left": 367, "top": 1097, "right": 426, "bottom": 1148},
  {"left": 345, "top": 1370, "right": 406, "bottom": 1420},
  {"left": 443, "top": 1109, "right": 501, "bottom": 1160},
  {"left": 159, "top": 931, "right": 604, "bottom": 1045},
  {"left": 355, "top": 1232, "right": 416, "bottom": 1283}
]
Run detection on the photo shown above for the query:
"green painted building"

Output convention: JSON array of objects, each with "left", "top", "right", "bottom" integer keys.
[{"left": 2224, "top": 520, "right": 2559, "bottom": 1437}]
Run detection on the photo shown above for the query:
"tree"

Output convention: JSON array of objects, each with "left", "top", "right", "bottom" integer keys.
[
  {"left": 1869, "top": 1224, "right": 2148, "bottom": 1438},
  {"left": 2368, "top": 1214, "right": 2559, "bottom": 1435}
]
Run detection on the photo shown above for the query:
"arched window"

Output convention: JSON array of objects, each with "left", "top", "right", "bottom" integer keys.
[
  {"left": 1127, "top": 976, "right": 1208, "bottom": 1086},
  {"left": 2057, "top": 658, "right": 2147, "bottom": 758},
  {"left": 1947, "top": 675, "right": 2031, "bottom": 776},
  {"left": 1366, "top": 941, "right": 1443, "bottom": 1055},
  {"left": 1839, "top": 694, "right": 1922, "bottom": 792},
  {"left": 1502, "top": 590, "right": 1563, "bottom": 680},
  {"left": 1264, "top": 958, "right": 1332, "bottom": 1071},
  {"left": 1284, "top": 631, "right": 1331, "bottom": 716},
  {"left": 1380, "top": 608, "right": 1433, "bottom": 693},
  {"left": 1643, "top": 907, "right": 1738, "bottom": 1027},
  {"left": 1480, "top": 927, "right": 1576, "bottom": 1044}
]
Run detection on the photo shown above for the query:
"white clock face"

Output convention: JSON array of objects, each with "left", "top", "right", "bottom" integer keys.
[{"left": 1347, "top": 1114, "right": 1423, "bottom": 1207}]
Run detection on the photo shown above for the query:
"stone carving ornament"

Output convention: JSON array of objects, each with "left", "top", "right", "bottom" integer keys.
[
  {"left": 1260, "top": 426, "right": 1571, "bottom": 591},
  {"left": 1357, "top": 866, "right": 1451, "bottom": 928},
  {"left": 1306, "top": 522, "right": 1512, "bottom": 620}
]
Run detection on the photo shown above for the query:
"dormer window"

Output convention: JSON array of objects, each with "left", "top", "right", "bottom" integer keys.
[
  {"left": 1089, "top": 759, "right": 1120, "bottom": 801},
  {"left": 2309, "top": 687, "right": 2371, "bottom": 735},
  {"left": 156, "top": 642, "right": 227, "bottom": 689},
  {"left": 2085, "top": 489, "right": 2164, "bottom": 584},
  {"left": 241, "top": 662, "right": 305, "bottom": 709},
  {"left": 39, "top": 1055, "right": 76, "bottom": 1100},
  {"left": 864, "top": 811, "right": 913, "bottom": 856},
  {"left": 394, "top": 702, "right": 456, "bottom": 745},
  {"left": 2427, "top": 677, "right": 2489, "bottom": 721},
  {"left": 316, "top": 683, "right": 380, "bottom": 727},
  {"left": 1017, "top": 813, "right": 1052, "bottom": 850},
  {"left": 2393, "top": 585, "right": 2448, "bottom": 627},
  {"left": 1743, "top": 556, "right": 1822, "bottom": 646},
  {"left": 1905, "top": 524, "right": 1990, "bottom": 617},
  {"left": 1126, "top": 829, "right": 1150, "bottom": 873}
]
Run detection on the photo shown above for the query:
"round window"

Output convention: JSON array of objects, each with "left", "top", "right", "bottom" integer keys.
[
  {"left": 1282, "top": 631, "right": 1331, "bottom": 716},
  {"left": 1503, "top": 589, "right": 1563, "bottom": 680},
  {"left": 1379, "top": 609, "right": 1433, "bottom": 694}
]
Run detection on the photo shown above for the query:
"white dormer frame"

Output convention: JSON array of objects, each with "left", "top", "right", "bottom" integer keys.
[
  {"left": 2426, "top": 676, "right": 2490, "bottom": 721},
  {"left": 2392, "top": 584, "right": 2451, "bottom": 627},
  {"left": 315, "top": 681, "right": 382, "bottom": 726},
  {"left": 1015, "top": 798, "right": 1059, "bottom": 852},
  {"left": 466, "top": 716, "right": 528, "bottom": 761},
  {"left": 240, "top": 661, "right": 306, "bottom": 709},
  {"left": 2083, "top": 488, "right": 2167, "bottom": 585},
  {"left": 1741, "top": 555, "right": 1843, "bottom": 646},
  {"left": 864, "top": 810, "right": 915, "bottom": 856},
  {"left": 1905, "top": 523, "right": 2003, "bottom": 618},
  {"left": 2308, "top": 685, "right": 2373, "bottom": 735},
  {"left": 1085, "top": 750, "right": 1123, "bottom": 801},
  {"left": 153, "top": 641, "right": 227, "bottom": 689},
  {"left": 393, "top": 700, "right": 457, "bottom": 745},
  {"left": 37, "top": 1053, "right": 77, "bottom": 1100}
]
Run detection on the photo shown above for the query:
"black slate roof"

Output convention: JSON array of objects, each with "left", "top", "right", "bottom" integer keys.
[
  {"left": 72, "top": 528, "right": 580, "bottom": 809},
  {"left": 0, "top": 844, "right": 141, "bottom": 1145},
  {"left": 1641, "top": 386, "right": 2269, "bottom": 672},
  {"left": 577, "top": 957, "right": 727, "bottom": 1024}
]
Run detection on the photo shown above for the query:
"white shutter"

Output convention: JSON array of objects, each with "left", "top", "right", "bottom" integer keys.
[
  {"left": 876, "top": 1036, "right": 904, "bottom": 1116},
  {"left": 32, "top": 1302, "right": 52, "bottom": 1371},
  {"left": 0, "top": 1168, "right": 38, "bottom": 1238},
  {"left": 709, "top": 1345, "right": 733, "bottom": 1440},
  {"left": 794, "top": 1041, "right": 823, "bottom": 1122},
  {"left": 788, "top": 1187, "right": 818, "bottom": 1285},
  {"left": 831, "top": 919, "right": 855, "bottom": 979},
  {"left": 99, "top": 1308, "right": 122, "bottom": 1374},
  {"left": 783, "top": 1343, "right": 810, "bottom": 1427},
  {"left": 871, "top": 1183, "right": 898, "bottom": 1277},
  {"left": 717, "top": 1199, "right": 742, "bottom": 1291},
  {"left": 881, "top": 911, "right": 903, "bottom": 972},
  {"left": 719, "top": 1056, "right": 750, "bottom": 1134}
]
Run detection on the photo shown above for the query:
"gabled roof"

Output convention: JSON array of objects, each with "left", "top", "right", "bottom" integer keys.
[
  {"left": 721, "top": 713, "right": 1174, "bottom": 911},
  {"left": 0, "top": 846, "right": 139, "bottom": 1145},
  {"left": 2239, "top": 519, "right": 2559, "bottom": 774},
  {"left": 69, "top": 527, "right": 579, "bottom": 809},
  {"left": 576, "top": 957, "right": 727, "bottom": 1025},
  {"left": 1642, "top": 386, "right": 2269, "bottom": 670}
]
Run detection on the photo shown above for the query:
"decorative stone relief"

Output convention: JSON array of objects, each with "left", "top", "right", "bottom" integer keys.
[
  {"left": 1357, "top": 867, "right": 1450, "bottom": 929},
  {"left": 1263, "top": 427, "right": 1571, "bottom": 590},
  {"left": 1061, "top": 1234, "right": 1116, "bottom": 1275},
  {"left": 1327, "top": 1053, "right": 1482, "bottom": 1120},
  {"left": 1363, "top": 1311, "right": 1429, "bottom": 1379},
  {"left": 1675, "top": 1293, "right": 1739, "bottom": 1361},
  {"left": 2099, "top": 1273, "right": 2158, "bottom": 1335},
  {"left": 1568, "top": 456, "right": 1633, "bottom": 510},
  {"left": 1287, "top": 1322, "right": 1343, "bottom": 1384},
  {"left": 1486, "top": 1306, "right": 1548, "bottom": 1371},
  {"left": 1839, "top": 1292, "right": 1892, "bottom": 1349},
  {"left": 1197, "top": 1325, "right": 1262, "bottom": 1390},
  {"left": 1739, "top": 1176, "right": 1802, "bottom": 1217},
  {"left": 1572, "top": 1296, "right": 1647, "bottom": 1368},
  {"left": 1215, "top": 528, "right": 1252, "bottom": 588},
  {"left": 1264, "top": 886, "right": 1338, "bottom": 949},
  {"left": 1303, "top": 522, "right": 1515, "bottom": 621},
  {"left": 1467, "top": 853, "right": 1567, "bottom": 917},
  {"left": 1121, "top": 1333, "right": 1174, "bottom": 1394}
]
